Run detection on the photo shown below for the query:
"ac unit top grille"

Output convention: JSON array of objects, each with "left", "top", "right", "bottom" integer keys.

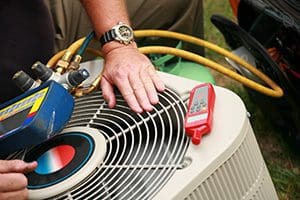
[{"left": 64, "top": 88, "right": 189, "bottom": 199}]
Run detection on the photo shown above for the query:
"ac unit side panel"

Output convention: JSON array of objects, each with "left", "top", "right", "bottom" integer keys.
[{"left": 181, "top": 125, "right": 278, "bottom": 200}]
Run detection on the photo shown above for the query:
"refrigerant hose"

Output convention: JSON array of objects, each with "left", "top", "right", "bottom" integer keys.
[{"left": 47, "top": 29, "right": 284, "bottom": 98}]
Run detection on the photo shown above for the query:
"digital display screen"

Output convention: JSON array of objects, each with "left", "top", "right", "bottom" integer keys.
[{"left": 0, "top": 107, "right": 31, "bottom": 136}]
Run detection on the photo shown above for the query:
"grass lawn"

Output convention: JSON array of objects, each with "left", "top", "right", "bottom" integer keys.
[{"left": 203, "top": 0, "right": 300, "bottom": 199}]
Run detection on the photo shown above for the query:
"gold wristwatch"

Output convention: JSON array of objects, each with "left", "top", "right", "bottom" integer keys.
[{"left": 99, "top": 22, "right": 134, "bottom": 46}]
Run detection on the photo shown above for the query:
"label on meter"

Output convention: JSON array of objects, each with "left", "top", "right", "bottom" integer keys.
[
  {"left": 0, "top": 88, "right": 48, "bottom": 136},
  {"left": 185, "top": 83, "right": 216, "bottom": 145}
]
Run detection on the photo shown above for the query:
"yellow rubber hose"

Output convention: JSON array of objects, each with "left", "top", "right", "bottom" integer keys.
[
  {"left": 47, "top": 49, "right": 66, "bottom": 67},
  {"left": 139, "top": 46, "right": 283, "bottom": 97},
  {"left": 135, "top": 30, "right": 283, "bottom": 97},
  {"left": 64, "top": 38, "right": 85, "bottom": 61},
  {"left": 47, "top": 29, "right": 284, "bottom": 97}
]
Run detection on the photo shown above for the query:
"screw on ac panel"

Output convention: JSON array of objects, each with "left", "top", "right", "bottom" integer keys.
[{"left": 180, "top": 157, "right": 192, "bottom": 169}]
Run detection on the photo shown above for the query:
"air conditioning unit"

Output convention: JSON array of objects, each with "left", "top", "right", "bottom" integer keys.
[{"left": 21, "top": 60, "right": 278, "bottom": 199}]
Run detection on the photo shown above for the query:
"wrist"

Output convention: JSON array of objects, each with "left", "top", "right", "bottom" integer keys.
[
  {"left": 101, "top": 41, "right": 138, "bottom": 57},
  {"left": 99, "top": 22, "right": 135, "bottom": 56}
]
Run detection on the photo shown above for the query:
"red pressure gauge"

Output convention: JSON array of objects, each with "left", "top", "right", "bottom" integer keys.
[{"left": 184, "top": 83, "right": 216, "bottom": 145}]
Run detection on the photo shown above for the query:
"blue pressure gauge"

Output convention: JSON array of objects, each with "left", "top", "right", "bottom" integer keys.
[{"left": 0, "top": 81, "right": 74, "bottom": 158}]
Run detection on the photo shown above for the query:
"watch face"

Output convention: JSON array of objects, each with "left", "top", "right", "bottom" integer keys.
[{"left": 115, "top": 24, "right": 134, "bottom": 44}]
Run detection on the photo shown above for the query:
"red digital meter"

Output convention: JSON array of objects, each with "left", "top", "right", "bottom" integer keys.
[{"left": 184, "top": 83, "right": 216, "bottom": 145}]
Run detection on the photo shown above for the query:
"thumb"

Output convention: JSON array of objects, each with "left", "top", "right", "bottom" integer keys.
[{"left": 0, "top": 160, "right": 37, "bottom": 174}]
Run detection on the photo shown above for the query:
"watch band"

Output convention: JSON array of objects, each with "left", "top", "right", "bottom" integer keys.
[
  {"left": 99, "top": 22, "right": 134, "bottom": 46},
  {"left": 99, "top": 30, "right": 117, "bottom": 46}
]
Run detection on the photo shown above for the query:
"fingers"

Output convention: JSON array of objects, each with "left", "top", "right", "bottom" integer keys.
[
  {"left": 113, "top": 73, "right": 143, "bottom": 113},
  {"left": 128, "top": 65, "right": 165, "bottom": 112},
  {"left": 147, "top": 66, "right": 165, "bottom": 92},
  {"left": 0, "top": 189, "right": 29, "bottom": 200},
  {"left": 0, "top": 160, "right": 37, "bottom": 174},
  {"left": 140, "top": 65, "right": 166, "bottom": 104},
  {"left": 0, "top": 173, "right": 27, "bottom": 192},
  {"left": 0, "top": 173, "right": 29, "bottom": 200},
  {"left": 0, "top": 160, "right": 35, "bottom": 200},
  {"left": 101, "top": 76, "right": 116, "bottom": 108},
  {"left": 22, "top": 161, "right": 38, "bottom": 174},
  {"left": 102, "top": 64, "right": 165, "bottom": 113},
  {"left": 129, "top": 70, "right": 153, "bottom": 112}
]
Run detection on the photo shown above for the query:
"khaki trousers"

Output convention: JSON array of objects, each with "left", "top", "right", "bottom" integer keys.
[{"left": 44, "top": 0, "right": 203, "bottom": 55}]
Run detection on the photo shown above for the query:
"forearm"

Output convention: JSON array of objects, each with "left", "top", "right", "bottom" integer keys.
[
  {"left": 80, "top": 0, "right": 130, "bottom": 36},
  {"left": 80, "top": 0, "right": 136, "bottom": 55}
]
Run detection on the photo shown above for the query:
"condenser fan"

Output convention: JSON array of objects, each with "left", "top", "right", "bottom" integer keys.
[{"left": 55, "top": 88, "right": 188, "bottom": 199}]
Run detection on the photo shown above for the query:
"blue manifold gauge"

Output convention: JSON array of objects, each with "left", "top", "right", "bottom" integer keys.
[{"left": 0, "top": 81, "right": 74, "bottom": 158}]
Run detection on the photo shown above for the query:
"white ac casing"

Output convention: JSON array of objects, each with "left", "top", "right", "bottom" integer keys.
[
  {"left": 24, "top": 60, "right": 278, "bottom": 200},
  {"left": 80, "top": 60, "right": 278, "bottom": 200}
]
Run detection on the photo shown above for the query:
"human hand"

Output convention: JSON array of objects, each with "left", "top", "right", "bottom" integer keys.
[
  {"left": 0, "top": 160, "right": 37, "bottom": 200},
  {"left": 100, "top": 43, "right": 165, "bottom": 113}
]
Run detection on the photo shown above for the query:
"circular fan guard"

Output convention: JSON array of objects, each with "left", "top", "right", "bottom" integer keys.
[{"left": 52, "top": 88, "right": 189, "bottom": 199}]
